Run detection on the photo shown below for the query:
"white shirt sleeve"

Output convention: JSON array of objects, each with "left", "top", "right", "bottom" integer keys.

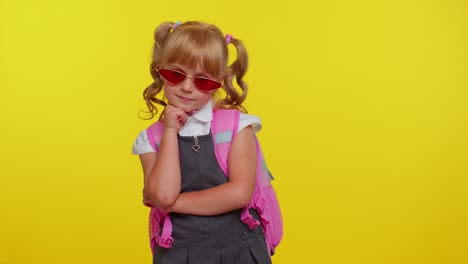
[
  {"left": 132, "top": 130, "right": 155, "bottom": 155},
  {"left": 238, "top": 113, "right": 262, "bottom": 134}
]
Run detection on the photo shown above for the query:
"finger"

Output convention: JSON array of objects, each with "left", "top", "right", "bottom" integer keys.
[
  {"left": 174, "top": 109, "right": 188, "bottom": 121},
  {"left": 180, "top": 113, "right": 188, "bottom": 125}
]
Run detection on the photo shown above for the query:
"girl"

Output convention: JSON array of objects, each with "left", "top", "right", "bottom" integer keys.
[{"left": 132, "top": 21, "right": 272, "bottom": 264}]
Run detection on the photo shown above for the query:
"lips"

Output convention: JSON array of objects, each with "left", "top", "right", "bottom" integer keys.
[{"left": 177, "top": 95, "right": 193, "bottom": 101}]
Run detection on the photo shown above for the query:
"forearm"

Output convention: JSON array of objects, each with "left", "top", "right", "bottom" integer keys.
[
  {"left": 145, "top": 129, "right": 181, "bottom": 209},
  {"left": 169, "top": 181, "right": 253, "bottom": 215}
]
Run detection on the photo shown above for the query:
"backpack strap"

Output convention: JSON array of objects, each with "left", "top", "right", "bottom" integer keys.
[
  {"left": 146, "top": 121, "right": 174, "bottom": 250},
  {"left": 211, "top": 109, "right": 240, "bottom": 176},
  {"left": 212, "top": 110, "right": 283, "bottom": 255},
  {"left": 147, "top": 121, "right": 164, "bottom": 151},
  {"left": 148, "top": 207, "right": 160, "bottom": 253},
  {"left": 158, "top": 213, "right": 174, "bottom": 248},
  {"left": 240, "top": 136, "right": 263, "bottom": 229},
  {"left": 211, "top": 110, "right": 262, "bottom": 230}
]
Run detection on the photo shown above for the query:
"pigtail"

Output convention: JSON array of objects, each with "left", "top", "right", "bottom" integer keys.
[
  {"left": 218, "top": 37, "right": 249, "bottom": 113},
  {"left": 140, "top": 22, "right": 176, "bottom": 120}
]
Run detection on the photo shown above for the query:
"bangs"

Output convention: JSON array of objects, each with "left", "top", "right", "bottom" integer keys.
[{"left": 162, "top": 27, "right": 227, "bottom": 78}]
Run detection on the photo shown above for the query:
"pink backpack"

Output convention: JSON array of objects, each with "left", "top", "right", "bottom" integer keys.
[{"left": 145, "top": 109, "right": 283, "bottom": 256}]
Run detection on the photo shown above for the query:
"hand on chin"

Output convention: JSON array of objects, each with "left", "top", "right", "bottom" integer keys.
[{"left": 169, "top": 101, "right": 196, "bottom": 115}]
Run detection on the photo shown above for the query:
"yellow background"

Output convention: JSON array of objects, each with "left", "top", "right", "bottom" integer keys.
[{"left": 1, "top": 0, "right": 467, "bottom": 263}]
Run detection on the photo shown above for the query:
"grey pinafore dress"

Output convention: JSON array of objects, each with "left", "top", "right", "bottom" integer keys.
[{"left": 153, "top": 132, "right": 272, "bottom": 264}]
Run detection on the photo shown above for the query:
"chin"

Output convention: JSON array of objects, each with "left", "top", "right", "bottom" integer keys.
[
  {"left": 172, "top": 103, "right": 195, "bottom": 113},
  {"left": 182, "top": 107, "right": 196, "bottom": 114}
]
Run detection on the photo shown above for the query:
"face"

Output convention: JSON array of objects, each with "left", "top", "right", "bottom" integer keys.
[{"left": 160, "top": 63, "right": 220, "bottom": 113}]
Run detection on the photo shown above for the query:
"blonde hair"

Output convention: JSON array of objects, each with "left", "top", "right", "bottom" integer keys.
[{"left": 141, "top": 21, "right": 249, "bottom": 119}]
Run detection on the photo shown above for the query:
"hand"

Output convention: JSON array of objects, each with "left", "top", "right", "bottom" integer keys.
[{"left": 162, "top": 105, "right": 188, "bottom": 132}]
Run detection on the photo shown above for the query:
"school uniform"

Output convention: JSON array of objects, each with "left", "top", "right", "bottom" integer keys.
[{"left": 132, "top": 100, "right": 272, "bottom": 264}]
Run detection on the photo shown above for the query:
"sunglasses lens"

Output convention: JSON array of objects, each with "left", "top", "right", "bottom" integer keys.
[
  {"left": 158, "top": 69, "right": 186, "bottom": 85},
  {"left": 193, "top": 77, "right": 222, "bottom": 91}
]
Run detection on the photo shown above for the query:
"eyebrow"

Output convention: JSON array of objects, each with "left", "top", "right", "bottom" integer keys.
[
  {"left": 168, "top": 65, "right": 186, "bottom": 73},
  {"left": 169, "top": 64, "right": 214, "bottom": 78}
]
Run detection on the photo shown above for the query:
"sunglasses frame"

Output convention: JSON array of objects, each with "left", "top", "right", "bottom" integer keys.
[{"left": 157, "top": 68, "right": 222, "bottom": 93}]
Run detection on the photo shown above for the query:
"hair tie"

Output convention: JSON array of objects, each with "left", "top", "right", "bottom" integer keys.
[
  {"left": 225, "top": 34, "right": 234, "bottom": 44},
  {"left": 173, "top": 21, "right": 182, "bottom": 30}
]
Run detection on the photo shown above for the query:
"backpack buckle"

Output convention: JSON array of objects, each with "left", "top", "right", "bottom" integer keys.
[
  {"left": 241, "top": 207, "right": 260, "bottom": 229},
  {"left": 158, "top": 236, "right": 174, "bottom": 248},
  {"left": 243, "top": 216, "right": 260, "bottom": 229}
]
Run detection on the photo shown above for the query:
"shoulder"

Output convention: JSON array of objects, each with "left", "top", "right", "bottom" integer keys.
[{"left": 238, "top": 112, "right": 262, "bottom": 134}]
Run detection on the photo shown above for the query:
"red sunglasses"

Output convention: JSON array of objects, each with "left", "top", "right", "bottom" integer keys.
[{"left": 157, "top": 69, "right": 222, "bottom": 92}]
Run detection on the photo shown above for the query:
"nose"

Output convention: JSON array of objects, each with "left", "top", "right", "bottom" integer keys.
[{"left": 180, "top": 77, "right": 195, "bottom": 93}]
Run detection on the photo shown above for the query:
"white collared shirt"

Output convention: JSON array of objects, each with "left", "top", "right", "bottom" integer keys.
[{"left": 131, "top": 100, "right": 262, "bottom": 155}]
